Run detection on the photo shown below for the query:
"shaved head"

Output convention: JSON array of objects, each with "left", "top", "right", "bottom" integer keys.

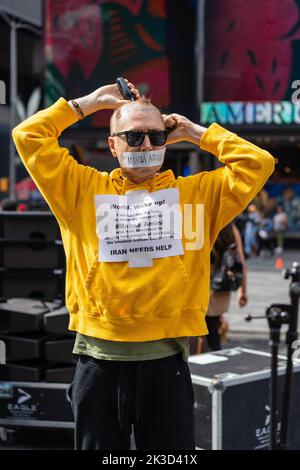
[
  {"left": 110, "top": 98, "right": 165, "bottom": 134},
  {"left": 107, "top": 97, "right": 167, "bottom": 184}
]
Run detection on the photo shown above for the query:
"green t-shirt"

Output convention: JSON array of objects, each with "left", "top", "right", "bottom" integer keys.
[{"left": 73, "top": 333, "right": 190, "bottom": 362}]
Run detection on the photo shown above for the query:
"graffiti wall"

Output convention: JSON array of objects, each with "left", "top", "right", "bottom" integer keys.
[
  {"left": 202, "top": 0, "right": 300, "bottom": 125},
  {"left": 44, "top": 0, "right": 170, "bottom": 127}
]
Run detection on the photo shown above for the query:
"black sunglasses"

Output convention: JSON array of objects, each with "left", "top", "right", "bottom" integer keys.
[{"left": 111, "top": 130, "right": 168, "bottom": 147}]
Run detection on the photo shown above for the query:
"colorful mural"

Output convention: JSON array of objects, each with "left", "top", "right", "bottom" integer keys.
[
  {"left": 44, "top": 0, "right": 170, "bottom": 127},
  {"left": 203, "top": 0, "right": 300, "bottom": 102}
]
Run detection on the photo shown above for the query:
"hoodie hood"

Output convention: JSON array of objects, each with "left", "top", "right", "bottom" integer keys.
[{"left": 110, "top": 168, "right": 176, "bottom": 195}]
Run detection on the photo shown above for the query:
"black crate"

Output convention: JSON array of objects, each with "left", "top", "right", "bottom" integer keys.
[
  {"left": 0, "top": 381, "right": 74, "bottom": 426},
  {"left": 44, "top": 307, "right": 71, "bottom": 335},
  {"left": 0, "top": 360, "right": 46, "bottom": 382},
  {"left": 0, "top": 211, "right": 59, "bottom": 239},
  {"left": 0, "top": 298, "right": 59, "bottom": 333},
  {"left": 189, "top": 347, "right": 300, "bottom": 450},
  {"left": 0, "top": 333, "right": 47, "bottom": 361},
  {"left": 45, "top": 338, "right": 76, "bottom": 365},
  {"left": 0, "top": 269, "right": 65, "bottom": 299},
  {"left": 0, "top": 211, "right": 65, "bottom": 269}
]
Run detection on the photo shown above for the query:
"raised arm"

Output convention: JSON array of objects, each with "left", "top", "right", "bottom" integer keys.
[
  {"left": 232, "top": 223, "right": 248, "bottom": 307},
  {"left": 12, "top": 81, "right": 140, "bottom": 226},
  {"left": 164, "top": 113, "right": 275, "bottom": 245}
]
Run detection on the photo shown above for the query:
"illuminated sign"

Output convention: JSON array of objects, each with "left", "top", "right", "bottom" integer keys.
[{"left": 201, "top": 102, "right": 300, "bottom": 125}]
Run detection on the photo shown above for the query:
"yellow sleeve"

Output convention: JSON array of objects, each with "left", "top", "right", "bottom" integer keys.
[
  {"left": 194, "top": 123, "right": 274, "bottom": 246},
  {"left": 178, "top": 124, "right": 275, "bottom": 247},
  {"left": 12, "top": 97, "right": 100, "bottom": 226}
]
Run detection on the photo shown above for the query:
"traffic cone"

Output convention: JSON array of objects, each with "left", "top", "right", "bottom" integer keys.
[{"left": 275, "top": 257, "right": 284, "bottom": 270}]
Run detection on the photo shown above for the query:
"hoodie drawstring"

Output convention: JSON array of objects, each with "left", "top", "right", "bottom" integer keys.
[{"left": 121, "top": 176, "right": 128, "bottom": 195}]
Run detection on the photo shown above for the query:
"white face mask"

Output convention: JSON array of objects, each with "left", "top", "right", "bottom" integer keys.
[{"left": 119, "top": 148, "right": 166, "bottom": 168}]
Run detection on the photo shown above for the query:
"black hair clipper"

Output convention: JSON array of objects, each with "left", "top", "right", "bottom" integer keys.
[{"left": 116, "top": 77, "right": 136, "bottom": 101}]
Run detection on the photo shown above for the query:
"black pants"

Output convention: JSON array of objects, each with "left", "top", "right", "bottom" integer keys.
[
  {"left": 68, "top": 353, "right": 195, "bottom": 450},
  {"left": 205, "top": 316, "right": 221, "bottom": 351}
]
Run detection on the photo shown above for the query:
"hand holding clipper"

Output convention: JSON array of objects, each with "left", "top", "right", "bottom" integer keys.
[{"left": 116, "top": 77, "right": 137, "bottom": 102}]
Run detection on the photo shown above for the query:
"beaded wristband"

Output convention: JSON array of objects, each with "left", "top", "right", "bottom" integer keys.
[{"left": 71, "top": 100, "right": 85, "bottom": 120}]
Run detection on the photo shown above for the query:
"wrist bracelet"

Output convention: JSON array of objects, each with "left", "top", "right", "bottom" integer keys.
[{"left": 71, "top": 100, "right": 85, "bottom": 120}]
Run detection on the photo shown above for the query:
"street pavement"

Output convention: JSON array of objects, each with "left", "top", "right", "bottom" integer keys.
[{"left": 225, "top": 248, "right": 300, "bottom": 344}]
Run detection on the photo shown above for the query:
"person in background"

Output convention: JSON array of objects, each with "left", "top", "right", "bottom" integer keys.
[
  {"left": 253, "top": 188, "right": 270, "bottom": 212},
  {"left": 244, "top": 204, "right": 262, "bottom": 258},
  {"left": 235, "top": 210, "right": 248, "bottom": 244},
  {"left": 279, "top": 186, "right": 300, "bottom": 229},
  {"left": 256, "top": 209, "right": 274, "bottom": 257},
  {"left": 205, "top": 223, "right": 248, "bottom": 351},
  {"left": 273, "top": 205, "right": 289, "bottom": 254}
]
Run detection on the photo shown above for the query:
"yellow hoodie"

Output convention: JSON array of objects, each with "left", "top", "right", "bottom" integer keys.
[{"left": 12, "top": 98, "right": 274, "bottom": 341}]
